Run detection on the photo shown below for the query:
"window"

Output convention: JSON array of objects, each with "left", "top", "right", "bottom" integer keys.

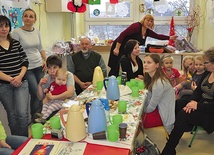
[{"left": 84, "top": 0, "right": 192, "bottom": 44}]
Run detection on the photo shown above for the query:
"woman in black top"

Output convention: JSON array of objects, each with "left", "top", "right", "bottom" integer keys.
[
  {"left": 117, "top": 39, "right": 143, "bottom": 81},
  {"left": 161, "top": 47, "right": 214, "bottom": 155}
]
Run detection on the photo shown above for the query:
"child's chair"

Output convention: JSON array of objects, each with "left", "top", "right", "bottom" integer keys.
[{"left": 188, "top": 126, "right": 204, "bottom": 147}]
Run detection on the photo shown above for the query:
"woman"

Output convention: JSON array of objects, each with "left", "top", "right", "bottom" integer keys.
[
  {"left": 118, "top": 39, "right": 143, "bottom": 81},
  {"left": 143, "top": 54, "right": 175, "bottom": 133},
  {"left": 108, "top": 14, "right": 177, "bottom": 76},
  {"left": 161, "top": 47, "right": 214, "bottom": 155},
  {"left": 0, "top": 15, "right": 29, "bottom": 136},
  {"left": 0, "top": 121, "right": 27, "bottom": 155},
  {"left": 12, "top": 8, "right": 47, "bottom": 117}
]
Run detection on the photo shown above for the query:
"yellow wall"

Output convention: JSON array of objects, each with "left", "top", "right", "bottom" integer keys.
[{"left": 32, "top": 1, "right": 72, "bottom": 50}]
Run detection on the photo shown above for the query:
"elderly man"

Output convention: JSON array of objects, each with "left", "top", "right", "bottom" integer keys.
[{"left": 67, "top": 37, "right": 107, "bottom": 95}]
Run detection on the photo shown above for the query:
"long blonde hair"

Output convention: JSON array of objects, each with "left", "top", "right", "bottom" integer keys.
[{"left": 139, "top": 14, "right": 154, "bottom": 29}]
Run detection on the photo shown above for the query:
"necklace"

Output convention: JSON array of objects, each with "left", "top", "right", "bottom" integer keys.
[{"left": 21, "top": 27, "right": 34, "bottom": 32}]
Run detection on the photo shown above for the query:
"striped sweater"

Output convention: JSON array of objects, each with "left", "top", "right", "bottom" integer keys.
[{"left": 0, "top": 39, "right": 29, "bottom": 84}]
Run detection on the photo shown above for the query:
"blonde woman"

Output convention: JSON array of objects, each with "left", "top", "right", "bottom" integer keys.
[{"left": 108, "top": 14, "right": 178, "bottom": 76}]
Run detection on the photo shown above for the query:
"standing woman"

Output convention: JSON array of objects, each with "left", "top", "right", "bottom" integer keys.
[
  {"left": 108, "top": 14, "right": 177, "bottom": 76},
  {"left": 143, "top": 54, "right": 175, "bottom": 133},
  {"left": 12, "top": 8, "right": 47, "bottom": 117},
  {"left": 118, "top": 39, "right": 143, "bottom": 81},
  {"left": 0, "top": 15, "right": 29, "bottom": 136}
]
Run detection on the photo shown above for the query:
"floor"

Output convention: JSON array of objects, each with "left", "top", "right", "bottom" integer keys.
[{"left": 145, "top": 126, "right": 214, "bottom": 155}]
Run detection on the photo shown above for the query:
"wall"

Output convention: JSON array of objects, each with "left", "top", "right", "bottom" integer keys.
[{"left": 32, "top": 0, "right": 72, "bottom": 50}]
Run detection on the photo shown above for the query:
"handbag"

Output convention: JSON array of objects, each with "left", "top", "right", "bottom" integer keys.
[{"left": 135, "top": 124, "right": 160, "bottom": 155}]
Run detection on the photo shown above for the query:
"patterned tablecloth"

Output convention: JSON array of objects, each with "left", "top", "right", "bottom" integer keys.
[{"left": 44, "top": 85, "right": 147, "bottom": 152}]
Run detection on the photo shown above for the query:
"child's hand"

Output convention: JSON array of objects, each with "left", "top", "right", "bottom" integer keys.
[
  {"left": 191, "top": 81, "right": 197, "bottom": 90},
  {"left": 46, "top": 92, "right": 54, "bottom": 100},
  {"left": 39, "top": 77, "right": 48, "bottom": 86},
  {"left": 0, "top": 140, "right": 11, "bottom": 149},
  {"left": 43, "top": 88, "right": 49, "bottom": 93}
]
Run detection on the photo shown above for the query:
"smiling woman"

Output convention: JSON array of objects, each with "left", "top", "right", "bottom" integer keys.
[{"left": 12, "top": 8, "right": 47, "bottom": 118}]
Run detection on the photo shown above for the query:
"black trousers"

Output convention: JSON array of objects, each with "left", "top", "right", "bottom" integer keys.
[{"left": 161, "top": 99, "right": 207, "bottom": 155}]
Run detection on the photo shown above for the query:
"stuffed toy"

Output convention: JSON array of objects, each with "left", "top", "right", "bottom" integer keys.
[{"left": 67, "top": 0, "right": 86, "bottom": 13}]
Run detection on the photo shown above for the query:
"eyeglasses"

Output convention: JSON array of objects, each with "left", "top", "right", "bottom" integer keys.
[{"left": 204, "top": 61, "right": 211, "bottom": 64}]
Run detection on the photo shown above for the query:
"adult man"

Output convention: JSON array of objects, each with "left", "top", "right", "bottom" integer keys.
[{"left": 67, "top": 36, "right": 107, "bottom": 95}]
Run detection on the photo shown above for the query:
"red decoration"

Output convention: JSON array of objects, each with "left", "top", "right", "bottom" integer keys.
[
  {"left": 82, "top": 0, "right": 88, "bottom": 3},
  {"left": 168, "top": 16, "right": 175, "bottom": 47},
  {"left": 110, "top": 0, "right": 118, "bottom": 4},
  {"left": 67, "top": 0, "right": 86, "bottom": 13}
]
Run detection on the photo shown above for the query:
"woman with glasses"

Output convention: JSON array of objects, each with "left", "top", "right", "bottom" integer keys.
[{"left": 161, "top": 47, "right": 214, "bottom": 155}]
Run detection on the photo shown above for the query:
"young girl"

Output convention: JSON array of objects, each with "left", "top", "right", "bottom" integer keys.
[
  {"left": 175, "top": 56, "right": 205, "bottom": 99},
  {"left": 143, "top": 54, "right": 175, "bottom": 134},
  {"left": 161, "top": 55, "right": 180, "bottom": 87}
]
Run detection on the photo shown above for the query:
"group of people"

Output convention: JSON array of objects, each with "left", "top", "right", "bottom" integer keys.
[{"left": 0, "top": 9, "right": 213, "bottom": 154}]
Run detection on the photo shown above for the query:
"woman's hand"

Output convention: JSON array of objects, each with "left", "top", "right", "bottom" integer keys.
[
  {"left": 183, "top": 100, "right": 198, "bottom": 113},
  {"left": 10, "top": 75, "right": 22, "bottom": 87},
  {"left": 113, "top": 48, "right": 119, "bottom": 56},
  {"left": 42, "top": 60, "right": 47, "bottom": 72},
  {"left": 0, "top": 140, "right": 11, "bottom": 149}
]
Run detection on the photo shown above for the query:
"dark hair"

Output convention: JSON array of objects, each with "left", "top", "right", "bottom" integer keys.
[
  {"left": 203, "top": 47, "right": 214, "bottom": 63},
  {"left": 46, "top": 55, "right": 62, "bottom": 68},
  {"left": 124, "top": 39, "right": 139, "bottom": 66},
  {"left": 22, "top": 8, "right": 37, "bottom": 20},
  {"left": 0, "top": 15, "right": 12, "bottom": 41},
  {"left": 144, "top": 54, "right": 172, "bottom": 91}
]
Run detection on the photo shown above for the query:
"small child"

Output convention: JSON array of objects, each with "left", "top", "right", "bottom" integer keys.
[
  {"left": 180, "top": 55, "right": 195, "bottom": 81},
  {"left": 36, "top": 68, "right": 68, "bottom": 123},
  {"left": 174, "top": 55, "right": 206, "bottom": 99},
  {"left": 161, "top": 55, "right": 180, "bottom": 87}
]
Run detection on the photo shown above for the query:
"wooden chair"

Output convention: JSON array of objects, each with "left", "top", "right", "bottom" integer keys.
[{"left": 188, "top": 126, "right": 203, "bottom": 147}]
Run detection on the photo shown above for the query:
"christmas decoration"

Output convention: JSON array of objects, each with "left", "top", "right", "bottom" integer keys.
[
  {"left": 168, "top": 16, "right": 175, "bottom": 47},
  {"left": 67, "top": 0, "right": 86, "bottom": 13},
  {"left": 110, "top": 0, "right": 118, "bottom": 4},
  {"left": 88, "top": 0, "right": 100, "bottom": 5}
]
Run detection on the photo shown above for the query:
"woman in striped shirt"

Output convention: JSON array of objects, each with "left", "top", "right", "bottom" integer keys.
[{"left": 0, "top": 15, "right": 29, "bottom": 137}]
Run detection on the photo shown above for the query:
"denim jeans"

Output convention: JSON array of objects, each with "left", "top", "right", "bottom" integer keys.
[
  {"left": 0, "top": 80, "right": 29, "bottom": 136},
  {"left": 0, "top": 135, "right": 28, "bottom": 155},
  {"left": 25, "top": 66, "right": 44, "bottom": 117}
]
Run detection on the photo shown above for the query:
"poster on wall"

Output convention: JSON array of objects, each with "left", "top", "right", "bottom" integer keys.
[{"left": 0, "top": 0, "right": 31, "bottom": 29}]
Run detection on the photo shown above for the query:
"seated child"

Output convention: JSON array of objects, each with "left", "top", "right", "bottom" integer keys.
[
  {"left": 174, "top": 55, "right": 206, "bottom": 99},
  {"left": 161, "top": 55, "right": 180, "bottom": 87},
  {"left": 0, "top": 121, "right": 27, "bottom": 155},
  {"left": 36, "top": 68, "right": 68, "bottom": 123}
]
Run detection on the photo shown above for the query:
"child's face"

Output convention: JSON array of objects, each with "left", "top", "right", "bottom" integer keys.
[
  {"left": 47, "top": 65, "right": 59, "bottom": 79},
  {"left": 162, "top": 58, "right": 173, "bottom": 71},
  {"left": 184, "top": 58, "right": 194, "bottom": 72},
  {"left": 194, "top": 59, "right": 205, "bottom": 73},
  {"left": 55, "top": 74, "right": 67, "bottom": 86}
]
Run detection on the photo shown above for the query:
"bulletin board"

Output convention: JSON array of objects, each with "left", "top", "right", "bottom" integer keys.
[{"left": 0, "top": 0, "right": 31, "bottom": 29}]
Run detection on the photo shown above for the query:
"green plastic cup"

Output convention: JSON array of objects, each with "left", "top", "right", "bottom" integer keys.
[
  {"left": 126, "top": 81, "right": 132, "bottom": 89},
  {"left": 31, "top": 123, "right": 43, "bottom": 139},
  {"left": 132, "top": 86, "right": 139, "bottom": 97},
  {"left": 130, "top": 79, "right": 137, "bottom": 87},
  {"left": 96, "top": 81, "right": 104, "bottom": 90},
  {"left": 138, "top": 81, "right": 145, "bottom": 90},
  {"left": 117, "top": 76, "right": 122, "bottom": 85},
  {"left": 118, "top": 100, "right": 127, "bottom": 114},
  {"left": 107, "top": 125, "right": 119, "bottom": 142},
  {"left": 50, "top": 116, "right": 61, "bottom": 129},
  {"left": 110, "top": 114, "right": 123, "bottom": 126}
]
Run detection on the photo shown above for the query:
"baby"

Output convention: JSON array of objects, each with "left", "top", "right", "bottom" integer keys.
[{"left": 36, "top": 68, "right": 68, "bottom": 123}]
